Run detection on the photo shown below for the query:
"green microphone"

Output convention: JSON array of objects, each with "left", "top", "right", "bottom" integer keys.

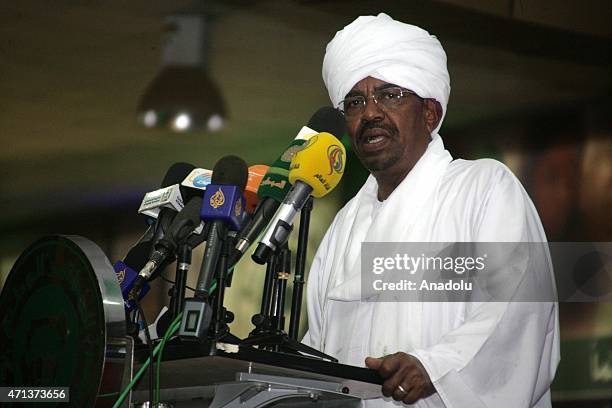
[
  {"left": 229, "top": 107, "right": 346, "bottom": 266},
  {"left": 257, "top": 138, "right": 308, "bottom": 201}
]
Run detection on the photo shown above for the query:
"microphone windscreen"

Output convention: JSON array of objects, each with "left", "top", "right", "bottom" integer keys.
[
  {"left": 307, "top": 107, "right": 347, "bottom": 138},
  {"left": 161, "top": 162, "right": 201, "bottom": 202},
  {"left": 168, "top": 196, "right": 204, "bottom": 240},
  {"left": 211, "top": 155, "right": 249, "bottom": 191},
  {"left": 123, "top": 241, "right": 153, "bottom": 271},
  {"left": 180, "top": 184, "right": 204, "bottom": 203},
  {"left": 289, "top": 132, "right": 346, "bottom": 198},
  {"left": 162, "top": 162, "right": 197, "bottom": 187}
]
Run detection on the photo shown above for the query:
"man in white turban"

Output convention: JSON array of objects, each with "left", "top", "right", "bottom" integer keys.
[{"left": 302, "top": 13, "right": 560, "bottom": 407}]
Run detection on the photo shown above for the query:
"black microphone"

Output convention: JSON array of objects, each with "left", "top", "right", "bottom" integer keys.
[
  {"left": 180, "top": 155, "right": 248, "bottom": 339},
  {"left": 124, "top": 162, "right": 197, "bottom": 270},
  {"left": 128, "top": 195, "right": 205, "bottom": 304},
  {"left": 116, "top": 162, "right": 197, "bottom": 309},
  {"left": 133, "top": 162, "right": 197, "bottom": 268},
  {"left": 196, "top": 155, "right": 248, "bottom": 297},
  {"left": 228, "top": 107, "right": 346, "bottom": 266},
  {"left": 147, "top": 163, "right": 198, "bottom": 247},
  {"left": 135, "top": 195, "right": 204, "bottom": 287}
]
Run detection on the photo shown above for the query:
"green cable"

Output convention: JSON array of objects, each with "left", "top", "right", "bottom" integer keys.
[
  {"left": 155, "top": 314, "right": 183, "bottom": 405},
  {"left": 151, "top": 265, "right": 235, "bottom": 404},
  {"left": 111, "top": 313, "right": 182, "bottom": 408},
  {"left": 112, "top": 264, "right": 235, "bottom": 407},
  {"left": 111, "top": 341, "right": 161, "bottom": 408}
]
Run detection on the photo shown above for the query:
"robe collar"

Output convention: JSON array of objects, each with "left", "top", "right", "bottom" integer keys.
[{"left": 325, "top": 134, "right": 453, "bottom": 302}]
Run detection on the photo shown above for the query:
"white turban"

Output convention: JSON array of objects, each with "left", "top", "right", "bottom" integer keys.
[{"left": 322, "top": 13, "right": 451, "bottom": 134}]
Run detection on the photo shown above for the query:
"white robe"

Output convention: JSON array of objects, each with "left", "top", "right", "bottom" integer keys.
[{"left": 302, "top": 135, "right": 560, "bottom": 407}]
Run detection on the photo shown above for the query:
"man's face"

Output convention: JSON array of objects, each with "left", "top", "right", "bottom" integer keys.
[{"left": 344, "top": 77, "right": 438, "bottom": 179}]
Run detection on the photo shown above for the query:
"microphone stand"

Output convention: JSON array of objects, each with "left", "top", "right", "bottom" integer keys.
[
  {"left": 156, "top": 243, "right": 191, "bottom": 339},
  {"left": 248, "top": 251, "right": 278, "bottom": 339},
  {"left": 243, "top": 240, "right": 337, "bottom": 362},
  {"left": 288, "top": 197, "right": 312, "bottom": 340},
  {"left": 172, "top": 244, "right": 191, "bottom": 319},
  {"left": 210, "top": 236, "right": 238, "bottom": 343},
  {"left": 272, "top": 247, "right": 290, "bottom": 337}
]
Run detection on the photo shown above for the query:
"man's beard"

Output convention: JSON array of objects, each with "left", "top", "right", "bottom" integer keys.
[
  {"left": 355, "top": 120, "right": 401, "bottom": 172},
  {"left": 361, "top": 153, "right": 402, "bottom": 172}
]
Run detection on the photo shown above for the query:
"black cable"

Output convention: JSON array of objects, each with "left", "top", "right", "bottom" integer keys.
[
  {"left": 135, "top": 300, "right": 154, "bottom": 407},
  {"left": 160, "top": 275, "right": 196, "bottom": 292}
]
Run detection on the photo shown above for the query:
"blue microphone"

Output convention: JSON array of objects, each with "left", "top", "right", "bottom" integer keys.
[
  {"left": 200, "top": 185, "right": 245, "bottom": 231},
  {"left": 180, "top": 155, "right": 248, "bottom": 339},
  {"left": 114, "top": 261, "right": 150, "bottom": 312}
]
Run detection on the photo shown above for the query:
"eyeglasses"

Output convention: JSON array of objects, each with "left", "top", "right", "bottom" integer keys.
[{"left": 338, "top": 87, "right": 419, "bottom": 118}]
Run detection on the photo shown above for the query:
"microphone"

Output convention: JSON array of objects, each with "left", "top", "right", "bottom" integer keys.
[
  {"left": 131, "top": 195, "right": 205, "bottom": 298},
  {"left": 120, "top": 240, "right": 156, "bottom": 275},
  {"left": 137, "top": 162, "right": 197, "bottom": 263},
  {"left": 113, "top": 241, "right": 157, "bottom": 311},
  {"left": 115, "top": 162, "right": 196, "bottom": 306},
  {"left": 245, "top": 164, "right": 269, "bottom": 214},
  {"left": 127, "top": 163, "right": 197, "bottom": 259},
  {"left": 180, "top": 155, "right": 248, "bottom": 338},
  {"left": 180, "top": 164, "right": 263, "bottom": 223},
  {"left": 181, "top": 167, "right": 214, "bottom": 191},
  {"left": 137, "top": 184, "right": 184, "bottom": 218},
  {"left": 252, "top": 132, "right": 346, "bottom": 264},
  {"left": 137, "top": 196, "right": 204, "bottom": 280},
  {"left": 196, "top": 155, "right": 249, "bottom": 296},
  {"left": 229, "top": 107, "right": 346, "bottom": 266},
  {"left": 138, "top": 162, "right": 197, "bottom": 218},
  {"left": 114, "top": 261, "right": 150, "bottom": 311}
]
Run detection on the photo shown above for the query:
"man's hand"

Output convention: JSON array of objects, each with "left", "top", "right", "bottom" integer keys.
[{"left": 365, "top": 352, "right": 435, "bottom": 404}]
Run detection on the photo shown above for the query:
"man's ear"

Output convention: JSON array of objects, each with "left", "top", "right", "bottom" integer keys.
[{"left": 424, "top": 99, "right": 443, "bottom": 134}]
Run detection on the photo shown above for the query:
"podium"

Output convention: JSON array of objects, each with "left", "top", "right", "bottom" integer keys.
[
  {"left": 132, "top": 344, "right": 383, "bottom": 407},
  {"left": 0, "top": 235, "right": 384, "bottom": 407}
]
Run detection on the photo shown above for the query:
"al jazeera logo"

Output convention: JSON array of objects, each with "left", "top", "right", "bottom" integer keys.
[
  {"left": 116, "top": 268, "right": 126, "bottom": 284},
  {"left": 327, "top": 145, "right": 344, "bottom": 175},
  {"left": 210, "top": 188, "right": 226, "bottom": 209}
]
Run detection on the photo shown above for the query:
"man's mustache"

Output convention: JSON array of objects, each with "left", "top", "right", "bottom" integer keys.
[{"left": 357, "top": 120, "right": 398, "bottom": 142}]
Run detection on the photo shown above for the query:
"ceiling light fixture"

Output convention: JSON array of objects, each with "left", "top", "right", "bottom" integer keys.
[{"left": 138, "top": 10, "right": 227, "bottom": 133}]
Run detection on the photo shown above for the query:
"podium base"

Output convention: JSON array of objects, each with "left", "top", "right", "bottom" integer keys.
[{"left": 209, "top": 372, "right": 361, "bottom": 408}]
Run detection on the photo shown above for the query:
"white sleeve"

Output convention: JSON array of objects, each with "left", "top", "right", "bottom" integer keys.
[{"left": 410, "top": 164, "right": 560, "bottom": 407}]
